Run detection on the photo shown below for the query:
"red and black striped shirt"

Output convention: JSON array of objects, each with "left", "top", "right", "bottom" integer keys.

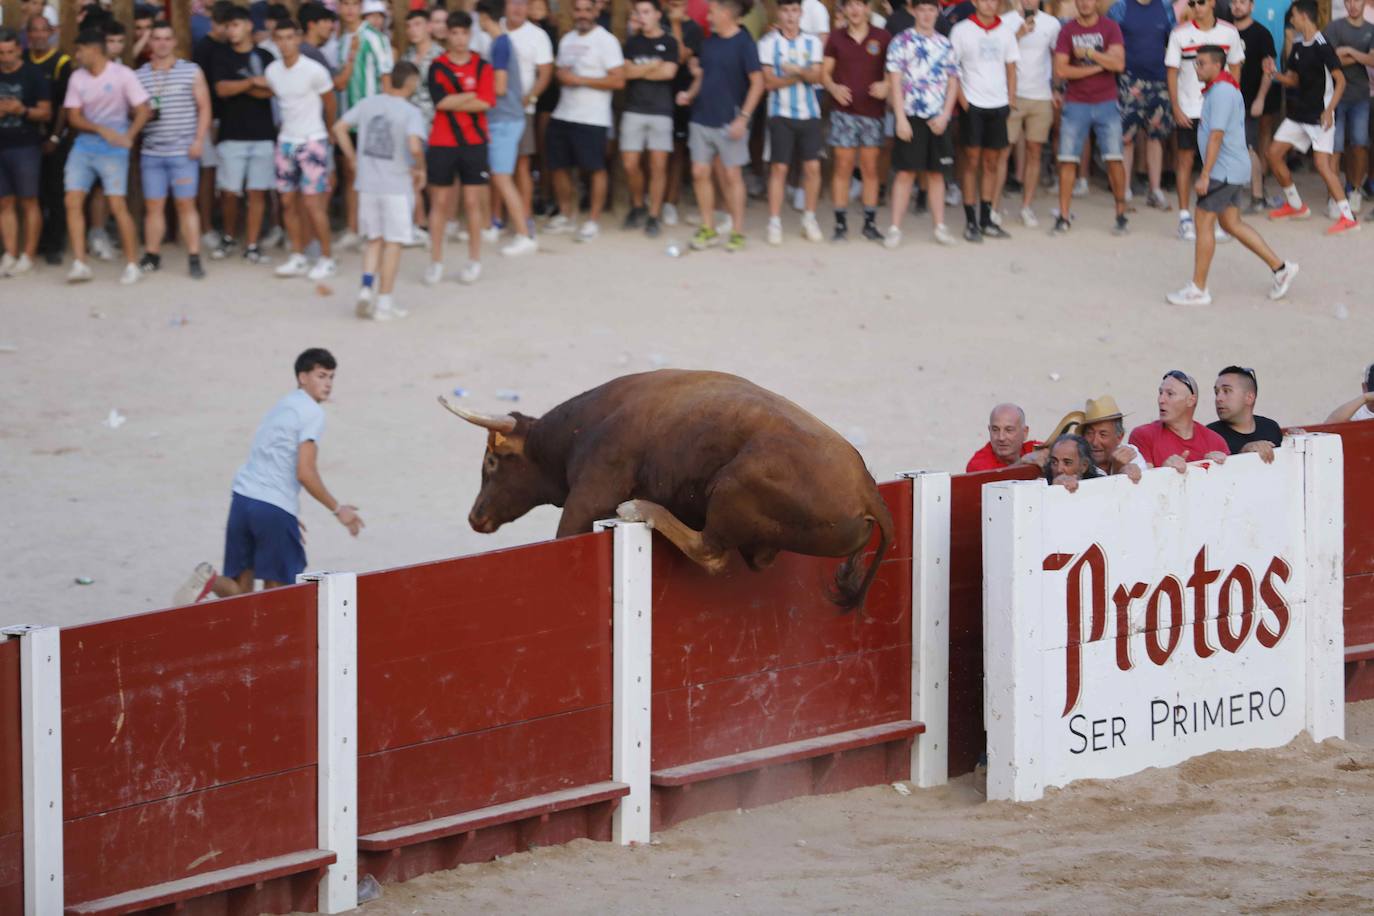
[{"left": 428, "top": 52, "right": 495, "bottom": 147}]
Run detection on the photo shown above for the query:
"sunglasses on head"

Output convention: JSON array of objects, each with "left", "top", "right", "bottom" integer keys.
[{"left": 1163, "top": 370, "right": 1196, "bottom": 395}]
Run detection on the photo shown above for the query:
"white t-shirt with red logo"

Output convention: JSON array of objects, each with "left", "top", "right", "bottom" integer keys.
[
  {"left": 1164, "top": 20, "right": 1243, "bottom": 118},
  {"left": 949, "top": 16, "right": 1021, "bottom": 109}
]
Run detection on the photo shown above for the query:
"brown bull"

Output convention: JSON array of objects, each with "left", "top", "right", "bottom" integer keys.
[{"left": 440, "top": 369, "right": 895, "bottom": 611}]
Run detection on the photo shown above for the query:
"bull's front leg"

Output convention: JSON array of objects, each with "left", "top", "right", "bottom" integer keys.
[{"left": 555, "top": 486, "right": 632, "bottom": 538}]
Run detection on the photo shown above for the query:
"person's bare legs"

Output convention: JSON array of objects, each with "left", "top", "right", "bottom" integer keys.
[
  {"left": 492, "top": 173, "right": 530, "bottom": 237},
  {"left": 1021, "top": 141, "right": 1042, "bottom": 210},
  {"left": 623, "top": 149, "right": 646, "bottom": 210},
  {"left": 647, "top": 150, "right": 670, "bottom": 217},
  {"left": 767, "top": 160, "right": 789, "bottom": 220},
  {"left": 143, "top": 196, "right": 168, "bottom": 254},
  {"left": 830, "top": 145, "right": 857, "bottom": 208},
  {"left": 428, "top": 184, "right": 456, "bottom": 265},
  {"left": 888, "top": 169, "right": 914, "bottom": 231},
  {"left": 720, "top": 164, "right": 745, "bottom": 231},
  {"left": 65, "top": 189, "right": 88, "bottom": 261},
  {"left": 552, "top": 167, "right": 576, "bottom": 220},
  {"left": 1266, "top": 139, "right": 1294, "bottom": 189},
  {"left": 691, "top": 160, "right": 715, "bottom": 227},
  {"left": 588, "top": 169, "right": 608, "bottom": 224},
  {"left": 978, "top": 147, "right": 999, "bottom": 215},
  {"left": 281, "top": 189, "right": 305, "bottom": 254},
  {"left": 462, "top": 184, "right": 484, "bottom": 261},
  {"left": 1057, "top": 160, "right": 1076, "bottom": 219},
  {"left": 244, "top": 190, "right": 266, "bottom": 247},
  {"left": 857, "top": 145, "right": 880, "bottom": 209},
  {"left": 107, "top": 195, "right": 139, "bottom": 267},
  {"left": 1313, "top": 150, "right": 1349, "bottom": 205},
  {"left": 1145, "top": 136, "right": 1164, "bottom": 198},
  {"left": 1106, "top": 159, "right": 1127, "bottom": 218},
  {"left": 197, "top": 166, "right": 215, "bottom": 236},
  {"left": 516, "top": 154, "right": 535, "bottom": 222},
  {"left": 961, "top": 145, "right": 981, "bottom": 219},
  {"left": 927, "top": 172, "right": 946, "bottom": 228},
  {"left": 0, "top": 196, "right": 17, "bottom": 257},
  {"left": 378, "top": 239, "right": 403, "bottom": 294},
  {"left": 221, "top": 191, "right": 241, "bottom": 242},
  {"left": 210, "top": 568, "right": 256, "bottom": 597},
  {"left": 1176, "top": 147, "right": 1195, "bottom": 212},
  {"left": 1192, "top": 205, "right": 1218, "bottom": 289},
  {"left": 1218, "top": 206, "right": 1282, "bottom": 270},
  {"left": 302, "top": 193, "right": 332, "bottom": 258}
]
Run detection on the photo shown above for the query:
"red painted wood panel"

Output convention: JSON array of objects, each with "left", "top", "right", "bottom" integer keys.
[
  {"left": 0, "top": 832, "right": 19, "bottom": 916},
  {"left": 0, "top": 639, "right": 18, "bottom": 915},
  {"left": 947, "top": 465, "right": 1041, "bottom": 777},
  {"left": 63, "top": 766, "right": 317, "bottom": 905},
  {"left": 650, "top": 480, "right": 912, "bottom": 770},
  {"left": 357, "top": 707, "right": 613, "bottom": 835},
  {"left": 1291, "top": 421, "right": 1374, "bottom": 576},
  {"left": 60, "top": 587, "right": 317, "bottom": 820},
  {"left": 1345, "top": 575, "right": 1374, "bottom": 652},
  {"left": 356, "top": 532, "right": 613, "bottom": 756}
]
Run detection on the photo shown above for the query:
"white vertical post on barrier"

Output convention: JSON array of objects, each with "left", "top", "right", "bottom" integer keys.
[
  {"left": 981, "top": 482, "right": 1047, "bottom": 802},
  {"left": 1, "top": 625, "right": 64, "bottom": 916},
  {"left": 299, "top": 572, "right": 358, "bottom": 913},
  {"left": 1298, "top": 433, "right": 1346, "bottom": 742},
  {"left": 899, "top": 471, "right": 951, "bottom": 788},
  {"left": 598, "top": 519, "right": 653, "bottom": 845}
]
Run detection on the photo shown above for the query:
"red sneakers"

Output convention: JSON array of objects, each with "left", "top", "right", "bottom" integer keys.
[
  {"left": 1326, "top": 216, "right": 1361, "bottom": 236},
  {"left": 1268, "top": 202, "right": 1311, "bottom": 220}
]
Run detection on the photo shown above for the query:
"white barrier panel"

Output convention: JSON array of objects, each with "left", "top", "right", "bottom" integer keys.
[{"left": 982, "top": 435, "right": 1344, "bottom": 802}]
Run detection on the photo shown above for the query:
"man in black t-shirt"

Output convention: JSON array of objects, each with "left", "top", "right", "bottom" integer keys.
[
  {"left": 193, "top": 1, "right": 236, "bottom": 250},
  {"left": 1208, "top": 366, "right": 1283, "bottom": 460},
  {"left": 0, "top": 25, "right": 52, "bottom": 277},
  {"left": 23, "top": 15, "right": 68, "bottom": 264},
  {"left": 620, "top": 0, "right": 679, "bottom": 236},
  {"left": 887, "top": 0, "right": 916, "bottom": 37},
  {"left": 1231, "top": 0, "right": 1277, "bottom": 211}
]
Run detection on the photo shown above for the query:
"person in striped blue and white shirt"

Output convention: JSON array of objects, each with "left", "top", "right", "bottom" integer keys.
[{"left": 758, "top": 0, "right": 824, "bottom": 244}]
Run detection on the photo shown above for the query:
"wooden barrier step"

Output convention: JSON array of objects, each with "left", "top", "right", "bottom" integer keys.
[
  {"left": 358, "top": 781, "right": 631, "bottom": 851},
  {"left": 651, "top": 720, "right": 925, "bottom": 788},
  {"left": 64, "top": 849, "right": 336, "bottom": 916}
]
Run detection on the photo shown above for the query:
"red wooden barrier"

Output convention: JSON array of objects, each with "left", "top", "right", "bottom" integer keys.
[
  {"left": 59, "top": 586, "right": 323, "bottom": 914},
  {"left": 0, "top": 639, "right": 21, "bottom": 915},
  {"left": 648, "top": 479, "right": 917, "bottom": 828},
  {"left": 355, "top": 532, "right": 618, "bottom": 883},
  {"left": 947, "top": 464, "right": 1041, "bottom": 778}
]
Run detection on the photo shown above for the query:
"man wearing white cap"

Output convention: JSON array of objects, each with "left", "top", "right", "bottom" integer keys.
[{"left": 335, "top": 0, "right": 394, "bottom": 248}]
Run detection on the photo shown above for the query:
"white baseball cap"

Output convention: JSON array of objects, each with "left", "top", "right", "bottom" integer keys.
[{"left": 361, "top": 0, "right": 387, "bottom": 15}]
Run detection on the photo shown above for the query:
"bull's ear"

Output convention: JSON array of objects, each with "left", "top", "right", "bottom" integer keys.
[{"left": 489, "top": 429, "right": 525, "bottom": 456}]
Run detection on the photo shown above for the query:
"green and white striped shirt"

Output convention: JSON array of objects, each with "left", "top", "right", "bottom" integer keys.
[{"left": 341, "top": 23, "right": 394, "bottom": 114}]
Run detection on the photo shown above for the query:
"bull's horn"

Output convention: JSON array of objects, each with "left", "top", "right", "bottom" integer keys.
[{"left": 437, "top": 396, "right": 518, "bottom": 433}]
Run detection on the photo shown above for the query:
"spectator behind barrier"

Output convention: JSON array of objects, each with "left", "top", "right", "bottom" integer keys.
[
  {"left": 1128, "top": 370, "right": 1231, "bottom": 473},
  {"left": 1075, "top": 395, "right": 1143, "bottom": 482},
  {"left": 966, "top": 403, "right": 1042, "bottom": 472},
  {"left": 1326, "top": 362, "right": 1374, "bottom": 424},
  {"left": 1045, "top": 433, "right": 1103, "bottom": 493},
  {"left": 1208, "top": 365, "right": 1281, "bottom": 462}
]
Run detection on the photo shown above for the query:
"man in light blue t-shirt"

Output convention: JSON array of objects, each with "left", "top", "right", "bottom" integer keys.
[
  {"left": 1166, "top": 44, "right": 1296, "bottom": 307},
  {"left": 173, "top": 348, "right": 364, "bottom": 604}
]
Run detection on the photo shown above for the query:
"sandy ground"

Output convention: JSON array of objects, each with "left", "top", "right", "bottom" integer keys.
[
  {"left": 2, "top": 171, "right": 1370, "bottom": 628},
  {"left": 353, "top": 700, "right": 1374, "bottom": 915}
]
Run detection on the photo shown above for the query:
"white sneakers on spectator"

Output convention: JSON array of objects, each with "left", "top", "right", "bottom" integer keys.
[
  {"left": 481, "top": 225, "right": 501, "bottom": 243},
  {"left": 307, "top": 257, "right": 336, "bottom": 281},
  {"left": 791, "top": 185, "right": 806, "bottom": 212},
  {"left": 1166, "top": 283, "right": 1212, "bottom": 307},
  {"left": 1020, "top": 206, "right": 1038, "bottom": 227},
  {"left": 934, "top": 223, "right": 956, "bottom": 246},
  {"left": 500, "top": 235, "right": 537, "bottom": 257},
  {"left": 275, "top": 253, "right": 310, "bottom": 277},
  {"left": 119, "top": 263, "right": 141, "bottom": 285},
  {"left": 335, "top": 230, "right": 363, "bottom": 251},
  {"left": 661, "top": 203, "right": 679, "bottom": 226},
  {"left": 356, "top": 284, "right": 376, "bottom": 317},
  {"left": 800, "top": 213, "right": 823, "bottom": 242},
  {"left": 1269, "top": 261, "right": 1300, "bottom": 300},
  {"left": 260, "top": 225, "right": 285, "bottom": 249},
  {"left": 883, "top": 226, "right": 901, "bottom": 249},
  {"left": 404, "top": 226, "right": 429, "bottom": 248},
  {"left": 575, "top": 221, "right": 600, "bottom": 242},
  {"left": 460, "top": 261, "right": 482, "bottom": 284},
  {"left": 767, "top": 218, "right": 783, "bottom": 246},
  {"left": 1178, "top": 213, "right": 1197, "bottom": 241},
  {"left": 66, "top": 260, "right": 93, "bottom": 283},
  {"left": 1072, "top": 177, "right": 1089, "bottom": 198},
  {"left": 372, "top": 295, "right": 408, "bottom": 321},
  {"left": 423, "top": 262, "right": 444, "bottom": 285},
  {"left": 545, "top": 214, "right": 573, "bottom": 234},
  {"left": 88, "top": 229, "right": 115, "bottom": 261},
  {"left": 0, "top": 253, "right": 15, "bottom": 276}
]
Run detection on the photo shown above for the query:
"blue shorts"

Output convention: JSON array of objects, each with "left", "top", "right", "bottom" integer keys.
[
  {"left": 216, "top": 139, "right": 276, "bottom": 193},
  {"left": 1058, "top": 100, "right": 1123, "bottom": 163},
  {"left": 223, "top": 492, "right": 306, "bottom": 585},
  {"left": 141, "top": 153, "right": 200, "bottom": 200},
  {"left": 488, "top": 117, "right": 524, "bottom": 176},
  {"left": 1333, "top": 96, "right": 1370, "bottom": 153},
  {"left": 0, "top": 144, "right": 41, "bottom": 198},
  {"left": 65, "top": 135, "right": 130, "bottom": 195}
]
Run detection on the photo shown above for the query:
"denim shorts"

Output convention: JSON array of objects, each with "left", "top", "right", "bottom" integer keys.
[
  {"left": 223, "top": 492, "right": 306, "bottom": 584},
  {"left": 1334, "top": 96, "right": 1370, "bottom": 153},
  {"left": 216, "top": 139, "right": 276, "bottom": 193},
  {"left": 1058, "top": 100, "right": 1124, "bottom": 162},
  {"left": 141, "top": 153, "right": 200, "bottom": 200},
  {"left": 488, "top": 116, "right": 525, "bottom": 175},
  {"left": 65, "top": 135, "right": 130, "bottom": 195},
  {"left": 274, "top": 138, "right": 331, "bottom": 194}
]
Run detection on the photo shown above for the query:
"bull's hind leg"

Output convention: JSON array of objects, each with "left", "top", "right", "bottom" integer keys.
[{"left": 616, "top": 500, "right": 731, "bottom": 574}]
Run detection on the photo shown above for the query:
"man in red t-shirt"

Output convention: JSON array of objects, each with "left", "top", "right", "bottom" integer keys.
[
  {"left": 965, "top": 402, "right": 1042, "bottom": 471},
  {"left": 426, "top": 10, "right": 495, "bottom": 286},
  {"left": 1127, "top": 370, "right": 1231, "bottom": 471}
]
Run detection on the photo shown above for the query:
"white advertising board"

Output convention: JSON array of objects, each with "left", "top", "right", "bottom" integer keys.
[{"left": 982, "top": 434, "right": 1344, "bottom": 802}]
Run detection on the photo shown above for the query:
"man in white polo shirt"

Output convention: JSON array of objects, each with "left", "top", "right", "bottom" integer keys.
[
  {"left": 949, "top": 0, "right": 1019, "bottom": 242},
  {"left": 503, "top": 0, "right": 555, "bottom": 223},
  {"left": 759, "top": 0, "right": 825, "bottom": 244},
  {"left": 999, "top": 0, "right": 1059, "bottom": 226}
]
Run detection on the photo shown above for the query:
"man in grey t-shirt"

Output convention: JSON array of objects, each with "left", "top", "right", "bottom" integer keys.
[{"left": 1323, "top": 0, "right": 1374, "bottom": 209}]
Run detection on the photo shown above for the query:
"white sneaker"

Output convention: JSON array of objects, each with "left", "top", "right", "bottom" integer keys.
[
  {"left": 1019, "top": 206, "right": 1038, "bottom": 228},
  {"left": 1350, "top": 190, "right": 1364, "bottom": 212},
  {"left": 373, "top": 300, "right": 409, "bottom": 321},
  {"left": 1072, "top": 177, "right": 1090, "bottom": 198},
  {"left": 173, "top": 561, "right": 218, "bottom": 606},
  {"left": 355, "top": 284, "right": 376, "bottom": 318},
  {"left": 89, "top": 231, "right": 115, "bottom": 262},
  {"left": 404, "top": 226, "right": 430, "bottom": 249},
  {"left": 335, "top": 230, "right": 363, "bottom": 251},
  {"left": 67, "top": 260, "right": 93, "bottom": 283},
  {"left": 1178, "top": 216, "right": 1197, "bottom": 242},
  {"left": 545, "top": 214, "right": 573, "bottom": 234},
  {"left": 714, "top": 213, "right": 733, "bottom": 234},
  {"left": 933, "top": 223, "right": 956, "bottom": 246},
  {"left": 500, "top": 234, "right": 538, "bottom": 257},
  {"left": 119, "top": 262, "right": 141, "bottom": 285},
  {"left": 791, "top": 185, "right": 806, "bottom": 212},
  {"left": 945, "top": 184, "right": 962, "bottom": 206},
  {"left": 1166, "top": 282, "right": 1212, "bottom": 307},
  {"left": 1124, "top": 185, "right": 1134, "bottom": 202},
  {"left": 307, "top": 257, "right": 337, "bottom": 281},
  {"left": 423, "top": 261, "right": 444, "bottom": 285},
  {"left": 662, "top": 202, "right": 679, "bottom": 226},
  {"left": 260, "top": 225, "right": 285, "bottom": 249},
  {"left": 848, "top": 176, "right": 862, "bottom": 202},
  {"left": 1214, "top": 224, "right": 1232, "bottom": 243},
  {"left": 481, "top": 225, "right": 502, "bottom": 243},
  {"left": 766, "top": 220, "right": 783, "bottom": 246},
  {"left": 1269, "top": 261, "right": 1300, "bottom": 300},
  {"left": 883, "top": 225, "right": 901, "bottom": 249},
  {"left": 200, "top": 230, "right": 221, "bottom": 250},
  {"left": 275, "top": 252, "right": 310, "bottom": 277},
  {"left": 0, "top": 252, "right": 15, "bottom": 276},
  {"left": 8, "top": 253, "right": 32, "bottom": 277},
  {"left": 575, "top": 220, "right": 600, "bottom": 242},
  {"left": 988, "top": 208, "right": 1003, "bottom": 227},
  {"left": 459, "top": 260, "right": 482, "bottom": 284},
  {"left": 800, "top": 213, "right": 823, "bottom": 242},
  {"left": 1326, "top": 197, "right": 1341, "bottom": 220}
]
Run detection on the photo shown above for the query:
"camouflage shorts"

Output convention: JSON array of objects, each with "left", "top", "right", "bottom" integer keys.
[
  {"left": 829, "top": 110, "right": 885, "bottom": 149},
  {"left": 1119, "top": 75, "right": 1173, "bottom": 143}
]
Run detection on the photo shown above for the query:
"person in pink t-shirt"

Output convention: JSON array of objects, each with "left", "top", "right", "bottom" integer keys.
[{"left": 1128, "top": 369, "right": 1231, "bottom": 471}]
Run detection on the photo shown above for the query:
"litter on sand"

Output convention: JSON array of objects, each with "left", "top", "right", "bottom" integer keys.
[
  {"left": 74, "top": 577, "right": 94, "bottom": 586},
  {"left": 104, "top": 409, "right": 127, "bottom": 429}
]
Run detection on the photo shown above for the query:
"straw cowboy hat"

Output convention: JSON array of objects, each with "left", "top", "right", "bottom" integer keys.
[{"left": 1044, "top": 396, "right": 1129, "bottom": 443}]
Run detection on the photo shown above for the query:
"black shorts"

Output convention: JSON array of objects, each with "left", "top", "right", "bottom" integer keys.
[
  {"left": 960, "top": 104, "right": 1009, "bottom": 150},
  {"left": 1197, "top": 179, "right": 1246, "bottom": 213},
  {"left": 426, "top": 145, "right": 490, "bottom": 187},
  {"left": 893, "top": 118, "right": 954, "bottom": 178},
  {"left": 767, "top": 116, "right": 824, "bottom": 163},
  {"left": 546, "top": 118, "right": 609, "bottom": 172},
  {"left": 1175, "top": 124, "right": 1198, "bottom": 154}
]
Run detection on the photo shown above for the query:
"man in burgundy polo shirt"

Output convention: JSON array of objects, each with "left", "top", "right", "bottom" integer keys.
[
  {"left": 1128, "top": 370, "right": 1230, "bottom": 472},
  {"left": 966, "top": 402, "right": 1042, "bottom": 471}
]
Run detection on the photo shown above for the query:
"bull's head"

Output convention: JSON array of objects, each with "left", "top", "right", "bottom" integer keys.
[{"left": 438, "top": 396, "right": 560, "bottom": 533}]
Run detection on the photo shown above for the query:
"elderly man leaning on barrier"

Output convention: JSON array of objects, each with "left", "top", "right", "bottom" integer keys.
[
  {"left": 966, "top": 402, "right": 1042, "bottom": 472},
  {"left": 1326, "top": 361, "right": 1374, "bottom": 423},
  {"left": 1207, "top": 365, "right": 1281, "bottom": 462},
  {"left": 1128, "top": 369, "right": 1230, "bottom": 472},
  {"left": 1076, "top": 395, "right": 1143, "bottom": 481},
  {"left": 1044, "top": 433, "right": 1103, "bottom": 493}
]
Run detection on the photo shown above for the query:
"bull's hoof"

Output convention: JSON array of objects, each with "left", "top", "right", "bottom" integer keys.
[{"left": 616, "top": 500, "right": 651, "bottom": 526}]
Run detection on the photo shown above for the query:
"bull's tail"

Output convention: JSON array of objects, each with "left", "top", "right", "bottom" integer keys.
[{"left": 828, "top": 499, "right": 895, "bottom": 613}]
